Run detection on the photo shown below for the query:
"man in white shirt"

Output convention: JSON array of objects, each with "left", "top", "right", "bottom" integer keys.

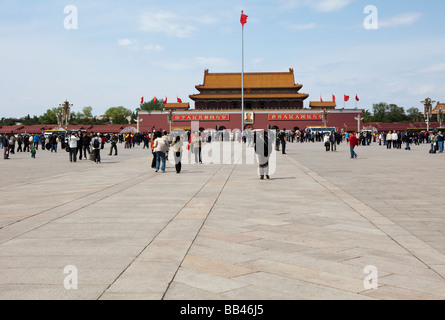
[{"left": 68, "top": 132, "right": 80, "bottom": 162}]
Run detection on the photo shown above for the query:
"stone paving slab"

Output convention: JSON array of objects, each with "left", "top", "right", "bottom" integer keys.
[{"left": 0, "top": 139, "right": 445, "bottom": 300}]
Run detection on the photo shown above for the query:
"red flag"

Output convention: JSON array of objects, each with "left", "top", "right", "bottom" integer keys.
[
  {"left": 355, "top": 95, "right": 360, "bottom": 102},
  {"left": 153, "top": 97, "right": 157, "bottom": 103},
  {"left": 332, "top": 94, "right": 336, "bottom": 103},
  {"left": 177, "top": 97, "right": 182, "bottom": 103},
  {"left": 240, "top": 11, "right": 248, "bottom": 27},
  {"left": 344, "top": 95, "right": 350, "bottom": 102},
  {"left": 320, "top": 95, "right": 323, "bottom": 102},
  {"left": 163, "top": 97, "right": 167, "bottom": 104},
  {"left": 141, "top": 97, "right": 144, "bottom": 104}
]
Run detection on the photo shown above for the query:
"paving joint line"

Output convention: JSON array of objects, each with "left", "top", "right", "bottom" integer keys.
[{"left": 285, "top": 155, "right": 445, "bottom": 281}]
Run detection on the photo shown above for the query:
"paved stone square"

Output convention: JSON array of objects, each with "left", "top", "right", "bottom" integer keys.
[{"left": 1, "top": 139, "right": 445, "bottom": 300}]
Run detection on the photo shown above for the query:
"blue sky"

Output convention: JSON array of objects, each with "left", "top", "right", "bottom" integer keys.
[{"left": 1, "top": 0, "right": 445, "bottom": 118}]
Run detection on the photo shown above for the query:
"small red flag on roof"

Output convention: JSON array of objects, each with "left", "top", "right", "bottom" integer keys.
[
  {"left": 163, "top": 97, "right": 167, "bottom": 104},
  {"left": 355, "top": 95, "right": 360, "bottom": 102},
  {"left": 240, "top": 11, "right": 248, "bottom": 27},
  {"left": 177, "top": 97, "right": 182, "bottom": 103},
  {"left": 141, "top": 97, "right": 144, "bottom": 104},
  {"left": 344, "top": 95, "right": 350, "bottom": 102}
]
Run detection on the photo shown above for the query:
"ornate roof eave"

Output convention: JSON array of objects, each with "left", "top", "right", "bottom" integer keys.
[
  {"left": 189, "top": 93, "right": 309, "bottom": 100},
  {"left": 195, "top": 84, "right": 304, "bottom": 90}
]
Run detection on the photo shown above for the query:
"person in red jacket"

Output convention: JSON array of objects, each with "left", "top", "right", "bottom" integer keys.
[{"left": 348, "top": 132, "right": 359, "bottom": 159}]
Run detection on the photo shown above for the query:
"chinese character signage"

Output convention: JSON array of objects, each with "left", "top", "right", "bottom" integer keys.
[
  {"left": 268, "top": 114, "right": 322, "bottom": 121},
  {"left": 173, "top": 114, "right": 230, "bottom": 121}
]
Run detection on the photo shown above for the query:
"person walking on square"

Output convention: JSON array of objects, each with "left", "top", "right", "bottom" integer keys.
[
  {"left": 279, "top": 129, "right": 287, "bottom": 154},
  {"left": 109, "top": 133, "right": 118, "bottom": 156},
  {"left": 348, "top": 131, "right": 359, "bottom": 159},
  {"left": 76, "top": 130, "right": 83, "bottom": 160},
  {"left": 9, "top": 133, "right": 16, "bottom": 155},
  {"left": 30, "top": 144, "right": 37, "bottom": 158},
  {"left": 330, "top": 130, "right": 337, "bottom": 152},
  {"left": 192, "top": 131, "right": 203, "bottom": 164},
  {"left": 386, "top": 131, "right": 392, "bottom": 149},
  {"left": 430, "top": 132, "right": 437, "bottom": 154},
  {"left": 81, "top": 132, "right": 91, "bottom": 160},
  {"left": 16, "top": 134, "right": 23, "bottom": 152},
  {"left": 50, "top": 132, "right": 58, "bottom": 153},
  {"left": 3, "top": 133, "right": 10, "bottom": 159},
  {"left": 154, "top": 131, "right": 169, "bottom": 173},
  {"left": 323, "top": 133, "right": 330, "bottom": 151},
  {"left": 254, "top": 131, "right": 273, "bottom": 180},
  {"left": 171, "top": 135, "right": 183, "bottom": 173},
  {"left": 68, "top": 132, "right": 80, "bottom": 162},
  {"left": 437, "top": 131, "right": 444, "bottom": 153},
  {"left": 91, "top": 133, "right": 101, "bottom": 164}
]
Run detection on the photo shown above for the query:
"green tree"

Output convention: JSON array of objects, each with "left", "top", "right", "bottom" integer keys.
[
  {"left": 82, "top": 106, "right": 93, "bottom": 119},
  {"left": 372, "top": 102, "right": 388, "bottom": 122},
  {"left": 137, "top": 99, "right": 164, "bottom": 112},
  {"left": 387, "top": 104, "right": 407, "bottom": 122},
  {"left": 362, "top": 109, "right": 373, "bottom": 122},
  {"left": 39, "top": 107, "right": 62, "bottom": 124},
  {"left": 406, "top": 107, "right": 422, "bottom": 122},
  {"left": 105, "top": 106, "right": 133, "bottom": 124}
]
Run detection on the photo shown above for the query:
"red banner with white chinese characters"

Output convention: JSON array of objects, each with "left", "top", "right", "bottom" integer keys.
[
  {"left": 173, "top": 114, "right": 230, "bottom": 121},
  {"left": 268, "top": 114, "right": 322, "bottom": 121}
]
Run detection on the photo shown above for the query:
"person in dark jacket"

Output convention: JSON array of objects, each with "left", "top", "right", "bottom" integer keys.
[
  {"left": 3, "top": 133, "right": 10, "bottom": 159},
  {"left": 254, "top": 130, "right": 273, "bottom": 180},
  {"left": 50, "top": 133, "right": 58, "bottom": 153},
  {"left": 81, "top": 132, "right": 91, "bottom": 160}
]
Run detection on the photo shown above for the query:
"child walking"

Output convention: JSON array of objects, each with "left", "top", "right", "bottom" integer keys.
[{"left": 30, "top": 144, "right": 37, "bottom": 158}]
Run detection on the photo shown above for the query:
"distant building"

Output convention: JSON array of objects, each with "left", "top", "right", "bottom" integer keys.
[
  {"left": 309, "top": 101, "right": 337, "bottom": 110},
  {"left": 189, "top": 68, "right": 309, "bottom": 110},
  {"left": 432, "top": 102, "right": 445, "bottom": 115}
]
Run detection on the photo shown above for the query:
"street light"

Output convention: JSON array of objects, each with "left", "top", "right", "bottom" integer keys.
[
  {"left": 168, "top": 109, "right": 173, "bottom": 133},
  {"left": 59, "top": 99, "right": 73, "bottom": 132},
  {"left": 322, "top": 109, "right": 328, "bottom": 127},
  {"left": 421, "top": 97, "right": 436, "bottom": 132}
]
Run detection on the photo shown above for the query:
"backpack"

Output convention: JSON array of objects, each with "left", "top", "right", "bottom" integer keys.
[{"left": 93, "top": 138, "right": 100, "bottom": 149}]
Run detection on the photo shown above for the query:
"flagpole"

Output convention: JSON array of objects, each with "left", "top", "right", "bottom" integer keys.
[{"left": 241, "top": 10, "right": 245, "bottom": 134}]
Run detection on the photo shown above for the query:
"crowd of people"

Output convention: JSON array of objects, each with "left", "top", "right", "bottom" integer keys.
[{"left": 2, "top": 128, "right": 443, "bottom": 178}]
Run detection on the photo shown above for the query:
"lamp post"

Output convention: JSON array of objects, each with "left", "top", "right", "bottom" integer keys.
[
  {"left": 322, "top": 109, "right": 328, "bottom": 128},
  {"left": 136, "top": 113, "right": 144, "bottom": 133},
  {"left": 59, "top": 100, "right": 73, "bottom": 132},
  {"left": 421, "top": 97, "right": 436, "bottom": 132},
  {"left": 168, "top": 109, "right": 173, "bottom": 133},
  {"left": 438, "top": 109, "right": 443, "bottom": 128},
  {"left": 355, "top": 115, "right": 364, "bottom": 133}
]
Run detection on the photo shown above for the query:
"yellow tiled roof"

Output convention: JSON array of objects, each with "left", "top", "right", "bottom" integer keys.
[
  {"left": 309, "top": 101, "right": 337, "bottom": 108},
  {"left": 196, "top": 68, "right": 303, "bottom": 89},
  {"left": 163, "top": 103, "right": 190, "bottom": 109}
]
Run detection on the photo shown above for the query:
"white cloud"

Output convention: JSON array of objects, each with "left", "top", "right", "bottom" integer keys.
[
  {"left": 143, "top": 44, "right": 164, "bottom": 52},
  {"left": 419, "top": 63, "right": 445, "bottom": 74},
  {"left": 281, "top": 0, "right": 354, "bottom": 12},
  {"left": 195, "top": 57, "right": 231, "bottom": 68},
  {"left": 289, "top": 22, "right": 317, "bottom": 30},
  {"left": 139, "top": 11, "right": 197, "bottom": 38},
  {"left": 379, "top": 12, "right": 422, "bottom": 28},
  {"left": 313, "top": 0, "right": 355, "bottom": 12},
  {"left": 117, "top": 38, "right": 134, "bottom": 46}
]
